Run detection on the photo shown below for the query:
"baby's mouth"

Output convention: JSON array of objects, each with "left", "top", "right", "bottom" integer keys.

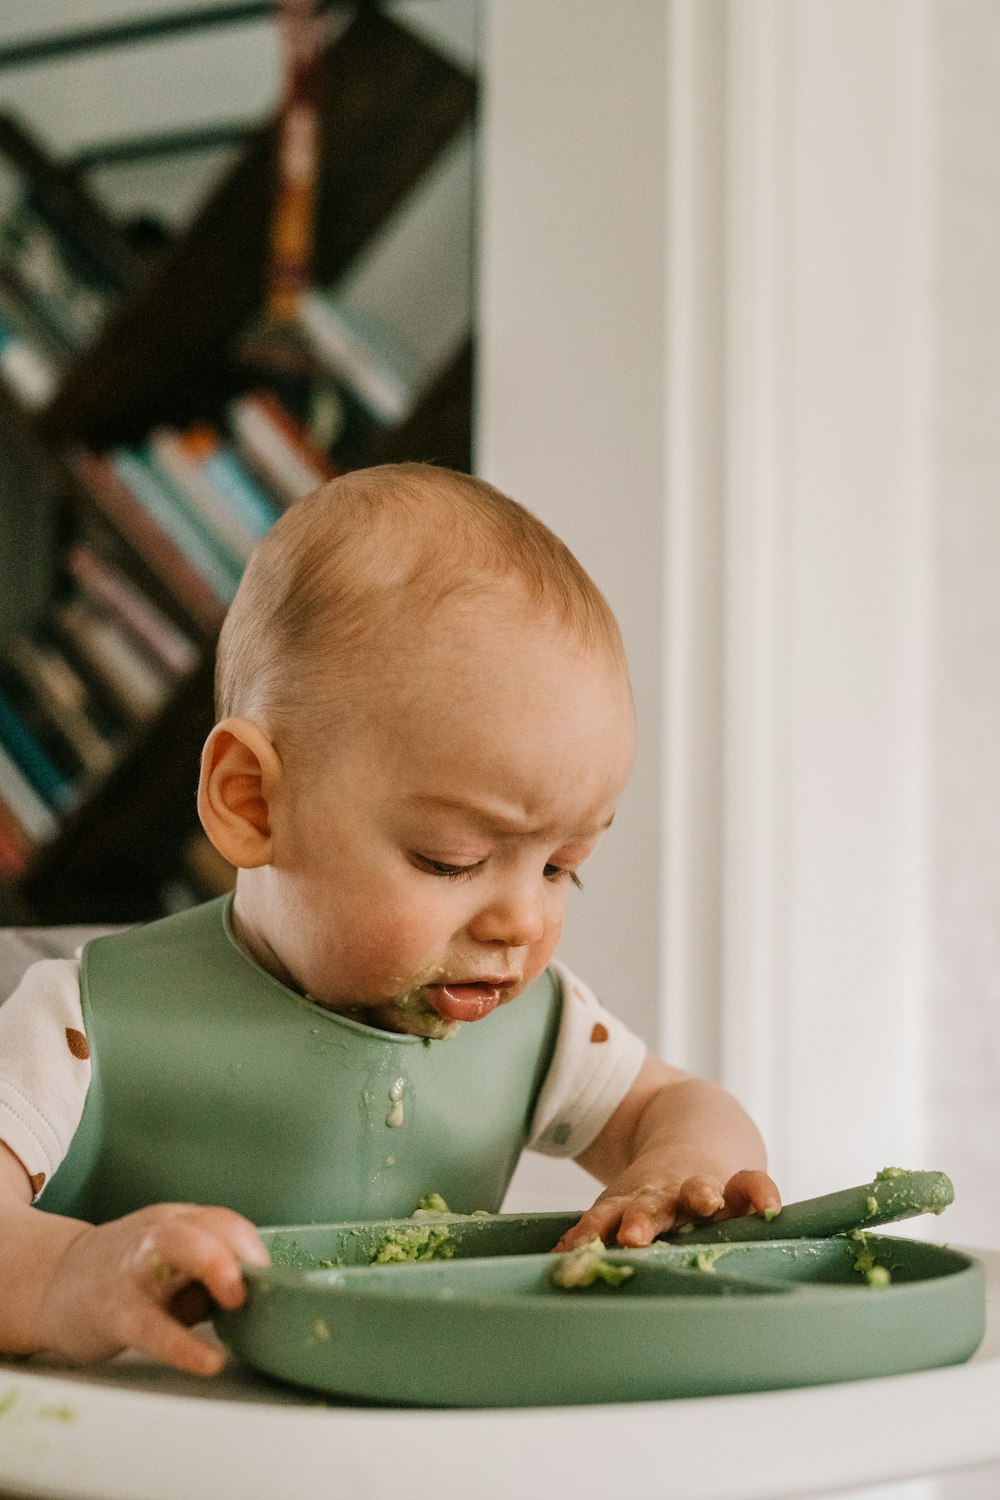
[{"left": 422, "top": 979, "right": 515, "bottom": 1024}]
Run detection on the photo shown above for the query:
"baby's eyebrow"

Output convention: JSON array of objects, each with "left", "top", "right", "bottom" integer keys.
[
  {"left": 402, "top": 793, "right": 526, "bottom": 831},
  {"left": 403, "top": 793, "right": 615, "bottom": 839}
]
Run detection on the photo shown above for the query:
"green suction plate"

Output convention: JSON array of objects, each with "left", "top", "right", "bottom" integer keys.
[{"left": 215, "top": 1204, "right": 985, "bottom": 1407}]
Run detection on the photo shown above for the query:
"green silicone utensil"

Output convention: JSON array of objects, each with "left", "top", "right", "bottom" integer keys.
[
  {"left": 214, "top": 1168, "right": 984, "bottom": 1407},
  {"left": 663, "top": 1168, "right": 955, "bottom": 1244}
]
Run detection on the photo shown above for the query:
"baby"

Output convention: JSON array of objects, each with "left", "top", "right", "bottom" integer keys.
[{"left": 0, "top": 463, "right": 779, "bottom": 1376}]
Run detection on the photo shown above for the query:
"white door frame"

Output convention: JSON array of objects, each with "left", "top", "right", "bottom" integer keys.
[
  {"left": 664, "top": 0, "right": 933, "bottom": 1194},
  {"left": 480, "top": 0, "right": 932, "bottom": 1203}
]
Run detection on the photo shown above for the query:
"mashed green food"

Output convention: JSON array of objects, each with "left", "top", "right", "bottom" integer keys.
[
  {"left": 320, "top": 1196, "right": 491, "bottom": 1269},
  {"left": 689, "top": 1246, "right": 732, "bottom": 1274},
  {"left": 370, "top": 1223, "right": 455, "bottom": 1264},
  {"left": 550, "top": 1237, "right": 634, "bottom": 1290},
  {"left": 849, "top": 1229, "right": 893, "bottom": 1288},
  {"left": 412, "top": 1192, "right": 451, "bottom": 1216},
  {"left": 368, "top": 1195, "right": 457, "bottom": 1263}
]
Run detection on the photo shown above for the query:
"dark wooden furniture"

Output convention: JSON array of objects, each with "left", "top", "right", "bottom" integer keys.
[{"left": 0, "top": 8, "right": 476, "bottom": 923}]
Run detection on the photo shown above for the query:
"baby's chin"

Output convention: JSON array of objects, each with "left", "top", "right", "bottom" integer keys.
[
  {"left": 314, "top": 991, "right": 461, "bottom": 1041},
  {"left": 380, "top": 1004, "right": 461, "bottom": 1041}
]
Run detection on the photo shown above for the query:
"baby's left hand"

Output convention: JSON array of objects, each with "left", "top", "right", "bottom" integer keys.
[{"left": 553, "top": 1168, "right": 781, "bottom": 1252}]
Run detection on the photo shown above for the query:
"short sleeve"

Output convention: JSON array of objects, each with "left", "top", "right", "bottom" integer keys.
[
  {"left": 0, "top": 957, "right": 90, "bottom": 1200},
  {"left": 526, "top": 962, "right": 646, "bottom": 1158}
]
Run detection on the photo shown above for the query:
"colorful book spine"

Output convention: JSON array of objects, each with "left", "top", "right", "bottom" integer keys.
[
  {"left": 72, "top": 450, "right": 227, "bottom": 635},
  {"left": 0, "top": 308, "right": 58, "bottom": 409},
  {"left": 114, "top": 447, "right": 243, "bottom": 603},
  {"left": 0, "top": 794, "right": 32, "bottom": 876},
  {"left": 297, "top": 291, "right": 421, "bottom": 425},
  {"left": 4, "top": 636, "right": 118, "bottom": 780},
  {"left": 0, "top": 689, "right": 75, "bottom": 813},
  {"left": 66, "top": 542, "right": 199, "bottom": 680},
  {"left": 0, "top": 740, "right": 57, "bottom": 843},
  {"left": 149, "top": 427, "right": 263, "bottom": 565},
  {"left": 229, "top": 391, "right": 336, "bottom": 506},
  {"left": 0, "top": 190, "right": 114, "bottom": 351},
  {"left": 55, "top": 598, "right": 172, "bottom": 724},
  {"left": 199, "top": 445, "right": 282, "bottom": 537}
]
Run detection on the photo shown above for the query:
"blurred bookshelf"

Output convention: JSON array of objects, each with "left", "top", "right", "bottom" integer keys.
[{"left": 0, "top": 6, "right": 476, "bottom": 924}]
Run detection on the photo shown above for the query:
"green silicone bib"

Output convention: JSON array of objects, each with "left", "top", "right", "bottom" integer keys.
[{"left": 39, "top": 896, "right": 561, "bottom": 1225}]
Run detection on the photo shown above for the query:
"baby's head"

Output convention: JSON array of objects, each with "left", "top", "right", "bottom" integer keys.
[{"left": 199, "top": 463, "right": 635, "bottom": 1037}]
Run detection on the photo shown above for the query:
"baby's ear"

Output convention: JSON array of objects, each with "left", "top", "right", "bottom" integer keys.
[{"left": 197, "top": 718, "right": 282, "bottom": 868}]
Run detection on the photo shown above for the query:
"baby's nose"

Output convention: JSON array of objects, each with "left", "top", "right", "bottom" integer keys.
[{"left": 467, "top": 885, "right": 546, "bottom": 949}]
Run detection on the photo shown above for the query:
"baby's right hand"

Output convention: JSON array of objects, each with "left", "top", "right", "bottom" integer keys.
[{"left": 34, "top": 1203, "right": 269, "bottom": 1375}]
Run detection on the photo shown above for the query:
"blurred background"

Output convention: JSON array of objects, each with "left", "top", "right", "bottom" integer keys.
[{"left": 0, "top": 8, "right": 998, "bottom": 1491}]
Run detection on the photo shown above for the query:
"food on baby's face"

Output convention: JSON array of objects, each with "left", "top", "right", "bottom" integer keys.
[{"left": 550, "top": 1237, "right": 634, "bottom": 1290}]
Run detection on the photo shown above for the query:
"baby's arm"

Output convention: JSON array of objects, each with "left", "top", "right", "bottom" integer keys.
[
  {"left": 554, "top": 1055, "right": 780, "bottom": 1251},
  {"left": 0, "top": 1142, "right": 268, "bottom": 1374}
]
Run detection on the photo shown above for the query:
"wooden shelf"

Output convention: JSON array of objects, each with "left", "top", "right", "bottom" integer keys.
[
  {"left": 0, "top": 9, "right": 476, "bottom": 922},
  {"left": 44, "top": 10, "right": 476, "bottom": 447}
]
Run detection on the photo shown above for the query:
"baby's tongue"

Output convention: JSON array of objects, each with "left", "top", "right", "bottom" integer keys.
[{"left": 424, "top": 982, "right": 501, "bottom": 1023}]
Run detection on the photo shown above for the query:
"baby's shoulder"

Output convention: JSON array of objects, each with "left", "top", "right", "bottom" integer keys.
[
  {"left": 547, "top": 959, "right": 602, "bottom": 1011},
  {"left": 1, "top": 953, "right": 82, "bottom": 1020}
]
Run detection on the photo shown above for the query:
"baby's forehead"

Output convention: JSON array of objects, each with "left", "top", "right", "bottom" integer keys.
[
  {"left": 357, "top": 592, "right": 622, "bottom": 691},
  {"left": 288, "top": 606, "right": 634, "bottom": 828}
]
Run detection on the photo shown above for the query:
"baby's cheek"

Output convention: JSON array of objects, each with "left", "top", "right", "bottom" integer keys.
[
  {"left": 524, "top": 917, "right": 563, "bottom": 984},
  {"left": 344, "top": 906, "right": 436, "bottom": 984}
]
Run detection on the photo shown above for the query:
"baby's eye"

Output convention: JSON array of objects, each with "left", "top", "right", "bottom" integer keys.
[
  {"left": 544, "top": 865, "right": 584, "bottom": 889},
  {"left": 415, "top": 856, "right": 483, "bottom": 880}
]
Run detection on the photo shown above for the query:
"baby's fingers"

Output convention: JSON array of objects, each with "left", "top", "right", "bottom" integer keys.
[
  {"left": 555, "top": 1187, "right": 690, "bottom": 1252},
  {"left": 121, "top": 1299, "right": 227, "bottom": 1378},
  {"left": 140, "top": 1210, "right": 267, "bottom": 1305},
  {"left": 615, "top": 1186, "right": 693, "bottom": 1247},
  {"left": 721, "top": 1169, "right": 782, "bottom": 1221},
  {"left": 552, "top": 1196, "right": 631, "bottom": 1253},
  {"left": 131, "top": 1215, "right": 259, "bottom": 1316},
  {"left": 674, "top": 1175, "right": 727, "bottom": 1224}
]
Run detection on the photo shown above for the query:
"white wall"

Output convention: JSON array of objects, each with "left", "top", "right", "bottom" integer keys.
[
  {"left": 477, "top": 1, "right": 669, "bottom": 1211},
  {"left": 718, "top": 0, "right": 932, "bottom": 1197},
  {"left": 480, "top": 0, "right": 933, "bottom": 1209},
  {"left": 923, "top": 0, "right": 1000, "bottom": 1253},
  {"left": 477, "top": 1, "right": 668, "bottom": 1046}
]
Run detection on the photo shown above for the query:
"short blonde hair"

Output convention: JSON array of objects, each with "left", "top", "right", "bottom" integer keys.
[{"left": 215, "top": 462, "right": 626, "bottom": 752}]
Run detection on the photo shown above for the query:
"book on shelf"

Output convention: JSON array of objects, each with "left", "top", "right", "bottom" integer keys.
[
  {"left": 54, "top": 596, "right": 173, "bottom": 725},
  {"left": 228, "top": 390, "right": 338, "bottom": 508},
  {"left": 297, "top": 291, "right": 423, "bottom": 426},
  {"left": 0, "top": 740, "right": 57, "bottom": 847},
  {"left": 71, "top": 450, "right": 228, "bottom": 635},
  {"left": 4, "top": 634, "right": 119, "bottom": 780},
  {"left": 66, "top": 541, "right": 199, "bottom": 681},
  {"left": 148, "top": 425, "right": 280, "bottom": 565},
  {"left": 113, "top": 447, "right": 244, "bottom": 604},
  {"left": 0, "top": 676, "right": 78, "bottom": 815},
  {"left": 0, "top": 152, "right": 119, "bottom": 355},
  {"left": 196, "top": 433, "right": 283, "bottom": 536},
  {"left": 0, "top": 793, "right": 32, "bottom": 877},
  {"left": 0, "top": 286, "right": 59, "bottom": 409}
]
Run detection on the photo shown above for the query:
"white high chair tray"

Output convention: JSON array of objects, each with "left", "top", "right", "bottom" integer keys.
[{"left": 1, "top": 1246, "right": 999, "bottom": 1500}]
